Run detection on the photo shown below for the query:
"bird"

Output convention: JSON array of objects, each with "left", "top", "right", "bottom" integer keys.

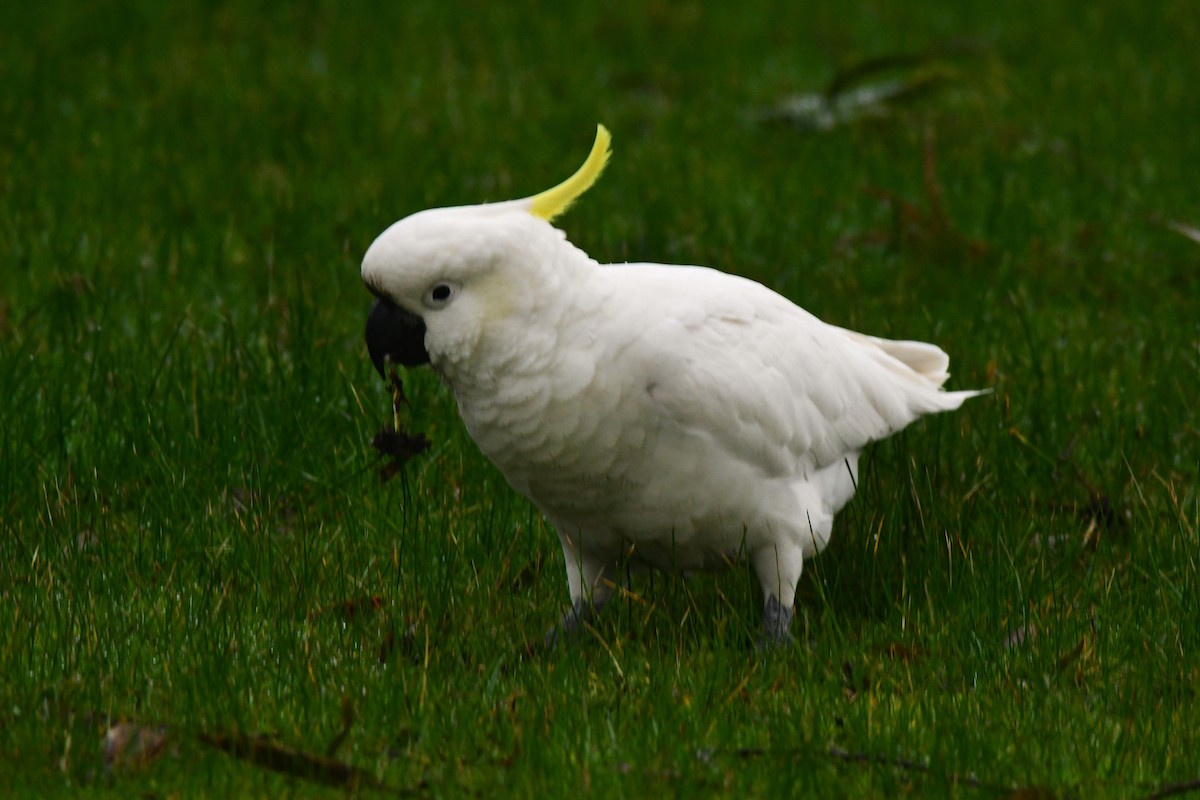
[{"left": 362, "top": 125, "right": 985, "bottom": 645}]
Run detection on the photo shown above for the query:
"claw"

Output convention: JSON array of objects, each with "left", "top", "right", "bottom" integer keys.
[
  {"left": 543, "top": 598, "right": 601, "bottom": 649},
  {"left": 758, "top": 595, "right": 795, "bottom": 648}
]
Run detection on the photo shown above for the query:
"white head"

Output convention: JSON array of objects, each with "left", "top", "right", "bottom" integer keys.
[{"left": 362, "top": 126, "right": 612, "bottom": 376}]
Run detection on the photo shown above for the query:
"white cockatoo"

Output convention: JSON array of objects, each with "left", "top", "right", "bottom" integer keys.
[{"left": 363, "top": 126, "right": 984, "bottom": 644}]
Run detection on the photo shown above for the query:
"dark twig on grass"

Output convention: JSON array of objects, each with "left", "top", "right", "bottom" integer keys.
[
  {"left": 199, "top": 731, "right": 365, "bottom": 787},
  {"left": 716, "top": 743, "right": 1006, "bottom": 793},
  {"left": 825, "top": 745, "right": 987, "bottom": 790},
  {"left": 1144, "top": 778, "right": 1200, "bottom": 800},
  {"left": 827, "top": 744, "right": 1007, "bottom": 791},
  {"left": 40, "top": 691, "right": 415, "bottom": 793},
  {"left": 199, "top": 731, "right": 411, "bottom": 794},
  {"left": 721, "top": 742, "right": 1200, "bottom": 798}
]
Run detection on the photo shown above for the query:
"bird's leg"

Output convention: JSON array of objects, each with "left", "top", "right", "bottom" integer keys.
[
  {"left": 760, "top": 594, "right": 795, "bottom": 646},
  {"left": 544, "top": 548, "right": 615, "bottom": 648},
  {"left": 752, "top": 544, "right": 802, "bottom": 648},
  {"left": 544, "top": 594, "right": 612, "bottom": 648},
  {"left": 562, "top": 596, "right": 601, "bottom": 633}
]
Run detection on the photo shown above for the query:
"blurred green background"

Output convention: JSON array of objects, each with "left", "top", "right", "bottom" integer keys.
[{"left": 2, "top": 1, "right": 1197, "bottom": 796}]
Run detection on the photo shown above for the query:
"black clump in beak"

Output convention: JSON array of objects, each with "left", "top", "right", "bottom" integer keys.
[{"left": 366, "top": 298, "right": 430, "bottom": 376}]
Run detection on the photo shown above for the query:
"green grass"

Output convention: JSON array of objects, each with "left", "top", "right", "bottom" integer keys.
[{"left": 2, "top": 0, "right": 1198, "bottom": 796}]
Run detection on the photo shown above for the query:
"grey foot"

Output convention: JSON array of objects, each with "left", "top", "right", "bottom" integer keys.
[
  {"left": 758, "top": 595, "right": 794, "bottom": 648},
  {"left": 544, "top": 598, "right": 597, "bottom": 649}
]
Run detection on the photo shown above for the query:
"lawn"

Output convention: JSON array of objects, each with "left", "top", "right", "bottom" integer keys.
[{"left": 2, "top": 0, "right": 1198, "bottom": 796}]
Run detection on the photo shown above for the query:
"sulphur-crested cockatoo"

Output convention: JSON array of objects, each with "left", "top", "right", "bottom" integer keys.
[{"left": 363, "top": 126, "right": 984, "bottom": 644}]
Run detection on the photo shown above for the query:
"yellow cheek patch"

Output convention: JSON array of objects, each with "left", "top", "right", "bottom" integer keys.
[
  {"left": 527, "top": 125, "right": 612, "bottom": 222},
  {"left": 475, "top": 269, "right": 517, "bottom": 324}
]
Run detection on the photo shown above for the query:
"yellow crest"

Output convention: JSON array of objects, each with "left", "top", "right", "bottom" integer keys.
[{"left": 527, "top": 125, "right": 612, "bottom": 222}]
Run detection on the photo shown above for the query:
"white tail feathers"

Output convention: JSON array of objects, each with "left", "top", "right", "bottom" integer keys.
[
  {"left": 869, "top": 337, "right": 952, "bottom": 385},
  {"left": 839, "top": 328, "right": 990, "bottom": 410}
]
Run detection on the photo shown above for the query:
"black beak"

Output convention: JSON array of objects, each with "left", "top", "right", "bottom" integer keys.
[{"left": 366, "top": 298, "right": 430, "bottom": 376}]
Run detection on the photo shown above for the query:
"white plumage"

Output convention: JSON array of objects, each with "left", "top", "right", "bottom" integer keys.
[{"left": 362, "top": 126, "right": 984, "bottom": 643}]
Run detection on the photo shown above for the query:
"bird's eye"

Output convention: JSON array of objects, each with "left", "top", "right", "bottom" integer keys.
[{"left": 424, "top": 281, "right": 458, "bottom": 309}]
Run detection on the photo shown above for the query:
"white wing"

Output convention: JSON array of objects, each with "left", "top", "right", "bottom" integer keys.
[{"left": 602, "top": 263, "right": 979, "bottom": 479}]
